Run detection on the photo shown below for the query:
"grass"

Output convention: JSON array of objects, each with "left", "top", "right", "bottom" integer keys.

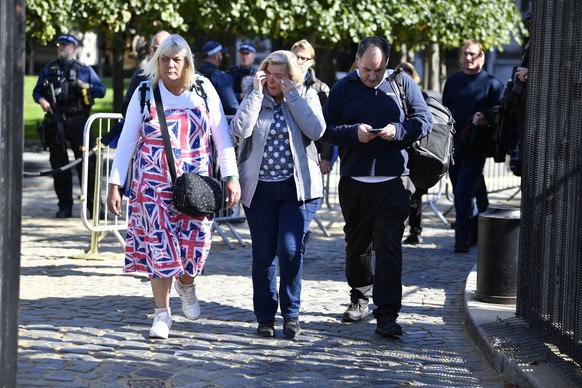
[{"left": 24, "top": 75, "right": 117, "bottom": 140}]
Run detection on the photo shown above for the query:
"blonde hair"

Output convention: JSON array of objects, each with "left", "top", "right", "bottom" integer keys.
[
  {"left": 397, "top": 62, "right": 421, "bottom": 84},
  {"left": 461, "top": 39, "right": 483, "bottom": 56},
  {"left": 290, "top": 39, "right": 315, "bottom": 61},
  {"left": 258, "top": 50, "right": 303, "bottom": 84},
  {"left": 143, "top": 34, "right": 196, "bottom": 89}
]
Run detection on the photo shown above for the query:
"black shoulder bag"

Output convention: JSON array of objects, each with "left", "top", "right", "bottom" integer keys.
[{"left": 153, "top": 85, "right": 223, "bottom": 217}]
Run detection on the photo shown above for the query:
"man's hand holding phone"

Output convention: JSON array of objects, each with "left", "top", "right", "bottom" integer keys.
[{"left": 365, "top": 124, "right": 397, "bottom": 141}]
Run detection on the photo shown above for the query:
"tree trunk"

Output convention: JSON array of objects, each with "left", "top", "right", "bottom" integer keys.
[
  {"left": 111, "top": 32, "right": 125, "bottom": 113},
  {"left": 423, "top": 42, "right": 442, "bottom": 93},
  {"left": 315, "top": 45, "right": 338, "bottom": 88}
]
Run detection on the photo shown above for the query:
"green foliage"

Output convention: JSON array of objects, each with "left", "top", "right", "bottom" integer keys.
[
  {"left": 26, "top": 0, "right": 524, "bottom": 50},
  {"left": 187, "top": 0, "right": 399, "bottom": 44},
  {"left": 26, "top": 0, "right": 189, "bottom": 44}
]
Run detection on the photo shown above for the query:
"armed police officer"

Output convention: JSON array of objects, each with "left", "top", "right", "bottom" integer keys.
[{"left": 33, "top": 34, "right": 106, "bottom": 218}]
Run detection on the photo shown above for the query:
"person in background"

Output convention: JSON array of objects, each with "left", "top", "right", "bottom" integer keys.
[
  {"left": 322, "top": 36, "right": 432, "bottom": 337},
  {"left": 508, "top": 12, "right": 531, "bottom": 176},
  {"left": 121, "top": 31, "right": 171, "bottom": 116},
  {"left": 398, "top": 62, "right": 427, "bottom": 245},
  {"left": 227, "top": 42, "right": 258, "bottom": 102},
  {"left": 290, "top": 39, "right": 334, "bottom": 175},
  {"left": 230, "top": 50, "right": 325, "bottom": 339},
  {"left": 33, "top": 34, "right": 106, "bottom": 219},
  {"left": 198, "top": 41, "right": 239, "bottom": 115},
  {"left": 106, "top": 34, "right": 240, "bottom": 339},
  {"left": 442, "top": 39, "right": 504, "bottom": 253}
]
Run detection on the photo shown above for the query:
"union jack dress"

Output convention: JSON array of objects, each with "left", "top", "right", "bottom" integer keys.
[{"left": 123, "top": 92, "right": 215, "bottom": 279}]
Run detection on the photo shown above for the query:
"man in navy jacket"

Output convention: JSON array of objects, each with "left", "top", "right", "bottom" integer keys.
[
  {"left": 442, "top": 39, "right": 504, "bottom": 253},
  {"left": 322, "top": 36, "right": 432, "bottom": 337}
]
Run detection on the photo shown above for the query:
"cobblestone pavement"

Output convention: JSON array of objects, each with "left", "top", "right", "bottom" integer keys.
[{"left": 18, "top": 153, "right": 510, "bottom": 387}]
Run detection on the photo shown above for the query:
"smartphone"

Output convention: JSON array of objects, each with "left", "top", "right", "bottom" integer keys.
[{"left": 369, "top": 128, "right": 382, "bottom": 133}]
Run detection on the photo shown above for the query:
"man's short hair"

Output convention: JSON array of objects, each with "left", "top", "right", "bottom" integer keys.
[
  {"left": 357, "top": 36, "right": 390, "bottom": 63},
  {"left": 461, "top": 39, "right": 483, "bottom": 55}
]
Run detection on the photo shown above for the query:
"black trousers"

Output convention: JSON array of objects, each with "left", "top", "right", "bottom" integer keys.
[
  {"left": 48, "top": 114, "right": 97, "bottom": 212},
  {"left": 407, "top": 186, "right": 428, "bottom": 235},
  {"left": 338, "top": 176, "right": 413, "bottom": 319}
]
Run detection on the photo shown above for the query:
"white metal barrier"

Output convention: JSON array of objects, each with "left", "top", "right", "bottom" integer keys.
[
  {"left": 320, "top": 156, "right": 521, "bottom": 229},
  {"left": 80, "top": 113, "right": 522, "bottom": 253},
  {"left": 78, "top": 113, "right": 128, "bottom": 259}
]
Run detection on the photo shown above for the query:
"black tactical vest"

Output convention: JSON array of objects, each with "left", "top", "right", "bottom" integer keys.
[{"left": 43, "top": 60, "right": 91, "bottom": 115}]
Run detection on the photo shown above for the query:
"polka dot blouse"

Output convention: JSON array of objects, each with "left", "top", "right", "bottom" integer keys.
[{"left": 259, "top": 105, "right": 294, "bottom": 181}]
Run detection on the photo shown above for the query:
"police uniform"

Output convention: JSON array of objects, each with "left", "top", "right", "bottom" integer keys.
[
  {"left": 32, "top": 34, "right": 106, "bottom": 218},
  {"left": 227, "top": 63, "right": 258, "bottom": 102},
  {"left": 227, "top": 42, "right": 258, "bottom": 102}
]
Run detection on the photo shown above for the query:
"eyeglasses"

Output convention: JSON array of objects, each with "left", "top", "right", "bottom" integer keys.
[
  {"left": 265, "top": 71, "right": 285, "bottom": 81},
  {"left": 296, "top": 55, "right": 312, "bottom": 62},
  {"left": 151, "top": 45, "right": 159, "bottom": 52}
]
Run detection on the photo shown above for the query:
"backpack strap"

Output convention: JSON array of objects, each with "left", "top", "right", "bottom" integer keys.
[
  {"left": 388, "top": 68, "right": 409, "bottom": 117},
  {"left": 192, "top": 76, "right": 209, "bottom": 113},
  {"left": 138, "top": 80, "right": 152, "bottom": 121}
]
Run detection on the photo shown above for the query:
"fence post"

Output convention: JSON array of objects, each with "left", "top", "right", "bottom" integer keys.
[{"left": 0, "top": 1, "right": 25, "bottom": 386}]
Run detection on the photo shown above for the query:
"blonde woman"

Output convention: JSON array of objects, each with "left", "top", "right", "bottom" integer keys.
[
  {"left": 230, "top": 50, "right": 325, "bottom": 339},
  {"left": 107, "top": 34, "right": 240, "bottom": 339}
]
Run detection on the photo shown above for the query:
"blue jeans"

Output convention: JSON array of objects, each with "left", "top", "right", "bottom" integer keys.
[
  {"left": 449, "top": 155, "right": 488, "bottom": 242},
  {"left": 243, "top": 178, "right": 321, "bottom": 323}
]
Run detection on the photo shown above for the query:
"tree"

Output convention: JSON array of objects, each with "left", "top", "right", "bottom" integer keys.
[
  {"left": 26, "top": 0, "right": 524, "bottom": 103},
  {"left": 185, "top": 0, "right": 523, "bottom": 89},
  {"left": 26, "top": 0, "right": 189, "bottom": 111}
]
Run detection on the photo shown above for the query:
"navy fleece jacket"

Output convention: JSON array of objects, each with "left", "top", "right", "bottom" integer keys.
[{"left": 322, "top": 70, "right": 433, "bottom": 177}]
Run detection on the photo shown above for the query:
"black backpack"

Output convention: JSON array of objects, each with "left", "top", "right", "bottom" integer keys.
[{"left": 389, "top": 69, "right": 455, "bottom": 190}]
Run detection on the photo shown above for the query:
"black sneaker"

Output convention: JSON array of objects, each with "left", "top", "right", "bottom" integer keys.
[
  {"left": 342, "top": 303, "right": 369, "bottom": 322},
  {"left": 256, "top": 321, "right": 275, "bottom": 337},
  {"left": 403, "top": 234, "right": 422, "bottom": 245},
  {"left": 55, "top": 209, "right": 72, "bottom": 218},
  {"left": 375, "top": 315, "right": 403, "bottom": 337},
  {"left": 283, "top": 317, "right": 301, "bottom": 339},
  {"left": 454, "top": 241, "right": 471, "bottom": 253}
]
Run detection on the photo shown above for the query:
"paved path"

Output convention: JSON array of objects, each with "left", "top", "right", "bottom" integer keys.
[{"left": 18, "top": 154, "right": 508, "bottom": 387}]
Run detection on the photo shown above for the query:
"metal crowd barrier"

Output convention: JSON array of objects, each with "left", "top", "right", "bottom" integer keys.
[
  {"left": 80, "top": 113, "right": 522, "bottom": 254},
  {"left": 319, "top": 156, "right": 521, "bottom": 229},
  {"left": 79, "top": 113, "right": 248, "bottom": 259},
  {"left": 78, "top": 113, "right": 128, "bottom": 260}
]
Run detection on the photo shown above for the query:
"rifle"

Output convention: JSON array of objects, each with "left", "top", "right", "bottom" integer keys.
[{"left": 44, "top": 79, "right": 67, "bottom": 152}]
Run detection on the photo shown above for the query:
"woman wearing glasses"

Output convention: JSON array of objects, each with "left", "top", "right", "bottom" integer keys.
[
  {"left": 230, "top": 50, "right": 325, "bottom": 339},
  {"left": 291, "top": 39, "right": 333, "bottom": 175}
]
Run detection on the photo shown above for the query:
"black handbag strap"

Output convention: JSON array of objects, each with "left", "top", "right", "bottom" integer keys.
[{"left": 154, "top": 85, "right": 178, "bottom": 184}]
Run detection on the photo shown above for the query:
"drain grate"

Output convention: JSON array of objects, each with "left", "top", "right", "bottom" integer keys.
[{"left": 480, "top": 316, "right": 582, "bottom": 383}]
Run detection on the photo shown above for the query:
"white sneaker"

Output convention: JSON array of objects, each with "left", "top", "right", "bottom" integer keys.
[
  {"left": 149, "top": 310, "right": 172, "bottom": 339},
  {"left": 174, "top": 280, "right": 201, "bottom": 320}
]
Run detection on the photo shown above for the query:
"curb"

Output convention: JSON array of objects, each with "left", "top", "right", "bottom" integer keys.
[{"left": 464, "top": 265, "right": 578, "bottom": 387}]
